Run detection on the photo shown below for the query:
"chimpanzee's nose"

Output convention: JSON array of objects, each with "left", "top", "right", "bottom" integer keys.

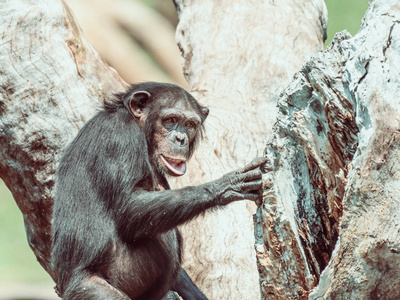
[{"left": 175, "top": 132, "right": 187, "bottom": 146}]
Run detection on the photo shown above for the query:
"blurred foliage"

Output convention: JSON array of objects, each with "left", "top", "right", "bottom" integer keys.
[
  {"left": 325, "top": 0, "right": 369, "bottom": 45},
  {"left": 0, "top": 180, "right": 52, "bottom": 283},
  {"left": 0, "top": 0, "right": 368, "bottom": 285}
]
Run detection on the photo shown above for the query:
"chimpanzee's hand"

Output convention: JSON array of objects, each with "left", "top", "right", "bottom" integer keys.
[{"left": 212, "top": 157, "right": 267, "bottom": 206}]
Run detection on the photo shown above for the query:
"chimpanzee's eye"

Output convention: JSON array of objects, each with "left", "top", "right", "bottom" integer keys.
[
  {"left": 165, "top": 117, "right": 176, "bottom": 124},
  {"left": 185, "top": 121, "right": 196, "bottom": 129}
]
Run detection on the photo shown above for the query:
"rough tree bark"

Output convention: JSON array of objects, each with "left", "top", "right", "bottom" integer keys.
[
  {"left": 2, "top": 0, "right": 397, "bottom": 300},
  {"left": 0, "top": 0, "right": 126, "bottom": 281},
  {"left": 172, "top": 0, "right": 327, "bottom": 299},
  {"left": 0, "top": 0, "right": 326, "bottom": 298},
  {"left": 254, "top": 0, "right": 400, "bottom": 299}
]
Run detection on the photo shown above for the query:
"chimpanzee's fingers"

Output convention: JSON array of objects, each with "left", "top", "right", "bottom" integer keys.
[
  {"left": 240, "top": 180, "right": 262, "bottom": 192},
  {"left": 220, "top": 189, "right": 263, "bottom": 205},
  {"left": 239, "top": 169, "right": 262, "bottom": 182},
  {"left": 220, "top": 190, "right": 243, "bottom": 205},
  {"left": 241, "top": 157, "right": 267, "bottom": 173},
  {"left": 229, "top": 191, "right": 260, "bottom": 202},
  {"left": 242, "top": 192, "right": 261, "bottom": 201}
]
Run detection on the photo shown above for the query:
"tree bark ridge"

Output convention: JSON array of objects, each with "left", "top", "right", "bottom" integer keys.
[
  {"left": 311, "top": 1, "right": 400, "bottom": 298},
  {"left": 254, "top": 0, "right": 400, "bottom": 298},
  {"left": 173, "top": 0, "right": 327, "bottom": 299},
  {"left": 0, "top": 0, "right": 126, "bottom": 279}
]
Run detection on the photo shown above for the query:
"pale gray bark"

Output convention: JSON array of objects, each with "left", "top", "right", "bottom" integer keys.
[
  {"left": 4, "top": 1, "right": 397, "bottom": 300},
  {"left": 172, "top": 1, "right": 327, "bottom": 299},
  {"left": 0, "top": 0, "right": 327, "bottom": 299},
  {"left": 255, "top": 0, "right": 400, "bottom": 299},
  {"left": 0, "top": 0, "right": 126, "bottom": 279},
  {"left": 65, "top": 0, "right": 187, "bottom": 87},
  {"left": 309, "top": 1, "right": 400, "bottom": 298}
]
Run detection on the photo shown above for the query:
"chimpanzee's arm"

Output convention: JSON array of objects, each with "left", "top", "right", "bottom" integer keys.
[
  {"left": 115, "top": 157, "right": 266, "bottom": 240},
  {"left": 172, "top": 268, "right": 208, "bottom": 300}
]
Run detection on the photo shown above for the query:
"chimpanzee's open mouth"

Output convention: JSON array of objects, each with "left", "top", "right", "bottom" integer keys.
[{"left": 160, "top": 155, "right": 187, "bottom": 176}]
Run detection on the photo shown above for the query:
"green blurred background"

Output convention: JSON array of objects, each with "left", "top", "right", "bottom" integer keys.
[
  {"left": 324, "top": 0, "right": 369, "bottom": 45},
  {"left": 0, "top": 0, "right": 369, "bottom": 293}
]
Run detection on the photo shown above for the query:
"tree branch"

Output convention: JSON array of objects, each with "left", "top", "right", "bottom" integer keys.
[{"left": 0, "top": 0, "right": 126, "bottom": 279}]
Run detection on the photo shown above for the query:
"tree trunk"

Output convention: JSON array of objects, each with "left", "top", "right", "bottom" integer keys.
[
  {"left": 0, "top": 0, "right": 126, "bottom": 280},
  {"left": 172, "top": 0, "right": 326, "bottom": 299},
  {"left": 65, "top": 0, "right": 188, "bottom": 87},
  {"left": 2, "top": 0, "right": 398, "bottom": 300},
  {"left": 254, "top": 0, "right": 400, "bottom": 299}
]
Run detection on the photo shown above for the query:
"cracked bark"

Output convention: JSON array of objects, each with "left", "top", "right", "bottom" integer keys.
[
  {"left": 254, "top": 0, "right": 400, "bottom": 299},
  {"left": 2, "top": 0, "right": 398, "bottom": 299},
  {"left": 172, "top": 0, "right": 326, "bottom": 299},
  {"left": 1, "top": 1, "right": 326, "bottom": 297},
  {"left": 0, "top": 0, "right": 126, "bottom": 281}
]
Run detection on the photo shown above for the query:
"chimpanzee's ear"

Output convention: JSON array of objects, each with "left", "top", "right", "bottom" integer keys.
[
  {"left": 128, "top": 91, "right": 151, "bottom": 118},
  {"left": 201, "top": 107, "right": 209, "bottom": 120}
]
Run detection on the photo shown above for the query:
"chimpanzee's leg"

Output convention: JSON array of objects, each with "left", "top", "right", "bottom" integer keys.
[
  {"left": 63, "top": 275, "right": 129, "bottom": 300},
  {"left": 172, "top": 268, "right": 208, "bottom": 300}
]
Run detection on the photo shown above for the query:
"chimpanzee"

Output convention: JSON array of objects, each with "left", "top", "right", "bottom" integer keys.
[{"left": 51, "top": 82, "right": 266, "bottom": 300}]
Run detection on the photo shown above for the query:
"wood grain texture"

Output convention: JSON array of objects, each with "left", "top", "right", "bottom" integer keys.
[
  {"left": 255, "top": 31, "right": 358, "bottom": 299},
  {"left": 255, "top": 0, "right": 400, "bottom": 298},
  {"left": 310, "top": 0, "right": 400, "bottom": 298},
  {"left": 172, "top": 0, "right": 327, "bottom": 299},
  {"left": 65, "top": 0, "right": 188, "bottom": 86},
  {"left": 0, "top": 0, "right": 126, "bottom": 280}
]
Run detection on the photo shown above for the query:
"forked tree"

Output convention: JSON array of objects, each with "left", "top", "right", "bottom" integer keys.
[{"left": 0, "top": 0, "right": 399, "bottom": 299}]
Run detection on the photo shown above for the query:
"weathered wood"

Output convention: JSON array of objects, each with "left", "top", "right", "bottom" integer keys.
[
  {"left": 255, "top": 31, "right": 358, "bottom": 300},
  {"left": 255, "top": 0, "right": 400, "bottom": 298},
  {"left": 66, "top": 0, "right": 187, "bottom": 86},
  {"left": 0, "top": 0, "right": 126, "bottom": 279},
  {"left": 0, "top": 0, "right": 327, "bottom": 298},
  {"left": 9, "top": 0, "right": 399, "bottom": 299},
  {"left": 310, "top": 0, "right": 400, "bottom": 298},
  {"left": 173, "top": 0, "right": 327, "bottom": 298}
]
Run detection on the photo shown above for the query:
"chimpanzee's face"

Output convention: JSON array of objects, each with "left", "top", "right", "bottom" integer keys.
[
  {"left": 151, "top": 100, "right": 202, "bottom": 176},
  {"left": 126, "top": 85, "right": 208, "bottom": 177}
]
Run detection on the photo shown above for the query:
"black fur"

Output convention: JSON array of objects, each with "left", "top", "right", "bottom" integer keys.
[{"left": 51, "top": 82, "right": 264, "bottom": 300}]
